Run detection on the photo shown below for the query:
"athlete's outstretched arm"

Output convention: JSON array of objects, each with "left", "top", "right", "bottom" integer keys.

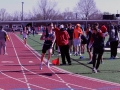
[
  {"left": 52, "top": 32, "right": 56, "bottom": 47},
  {"left": 40, "top": 32, "right": 46, "bottom": 40}
]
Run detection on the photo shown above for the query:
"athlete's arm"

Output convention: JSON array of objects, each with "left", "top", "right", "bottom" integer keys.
[
  {"left": 88, "top": 36, "right": 94, "bottom": 49},
  {"left": 40, "top": 32, "right": 47, "bottom": 40},
  {"left": 51, "top": 32, "right": 56, "bottom": 47}
]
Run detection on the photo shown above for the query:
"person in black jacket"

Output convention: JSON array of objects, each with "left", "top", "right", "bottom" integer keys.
[
  {"left": 57, "top": 24, "right": 71, "bottom": 65},
  {"left": 109, "top": 25, "right": 120, "bottom": 59},
  {"left": 32, "top": 26, "right": 35, "bottom": 36},
  {"left": 89, "top": 23, "right": 108, "bottom": 73},
  {"left": 67, "top": 23, "right": 74, "bottom": 55}
]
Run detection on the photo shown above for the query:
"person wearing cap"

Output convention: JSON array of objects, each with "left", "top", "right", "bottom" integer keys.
[
  {"left": 0, "top": 26, "right": 8, "bottom": 55},
  {"left": 40, "top": 23, "right": 56, "bottom": 70},
  {"left": 22, "top": 27, "right": 28, "bottom": 46},
  {"left": 73, "top": 24, "right": 83, "bottom": 56},
  {"left": 56, "top": 24, "right": 71, "bottom": 65}
]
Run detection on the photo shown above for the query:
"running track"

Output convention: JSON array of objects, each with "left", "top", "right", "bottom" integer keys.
[{"left": 0, "top": 32, "right": 120, "bottom": 90}]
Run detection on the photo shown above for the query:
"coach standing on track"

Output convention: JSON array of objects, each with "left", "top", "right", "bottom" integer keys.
[
  {"left": 0, "top": 26, "right": 8, "bottom": 55},
  {"left": 56, "top": 24, "right": 71, "bottom": 65}
]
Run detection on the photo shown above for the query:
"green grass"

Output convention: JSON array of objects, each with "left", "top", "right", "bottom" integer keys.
[{"left": 18, "top": 33, "right": 120, "bottom": 83}]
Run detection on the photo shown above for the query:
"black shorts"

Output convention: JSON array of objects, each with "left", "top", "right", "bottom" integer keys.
[
  {"left": 42, "top": 44, "right": 52, "bottom": 53},
  {"left": 93, "top": 47, "right": 104, "bottom": 55},
  {"left": 81, "top": 40, "right": 87, "bottom": 44},
  {"left": 81, "top": 35, "right": 87, "bottom": 44}
]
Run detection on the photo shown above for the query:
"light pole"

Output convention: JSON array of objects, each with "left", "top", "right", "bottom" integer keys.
[{"left": 22, "top": 2, "right": 24, "bottom": 20}]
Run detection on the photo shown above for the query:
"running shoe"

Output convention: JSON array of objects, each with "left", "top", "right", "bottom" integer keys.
[
  {"left": 46, "top": 61, "right": 50, "bottom": 68},
  {"left": 92, "top": 68, "right": 97, "bottom": 73},
  {"left": 40, "top": 63, "right": 42, "bottom": 70}
]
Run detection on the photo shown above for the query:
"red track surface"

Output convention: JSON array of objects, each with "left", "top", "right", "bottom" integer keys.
[{"left": 0, "top": 33, "right": 120, "bottom": 90}]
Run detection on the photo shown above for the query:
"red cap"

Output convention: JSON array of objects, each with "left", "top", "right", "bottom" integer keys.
[{"left": 101, "top": 25, "right": 107, "bottom": 33}]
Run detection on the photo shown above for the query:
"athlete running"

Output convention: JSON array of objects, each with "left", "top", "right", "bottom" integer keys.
[{"left": 39, "top": 23, "right": 56, "bottom": 70}]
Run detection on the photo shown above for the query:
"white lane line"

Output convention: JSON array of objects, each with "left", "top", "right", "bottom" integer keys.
[
  {"left": 22, "top": 64, "right": 93, "bottom": 90},
  {"left": 0, "top": 88, "right": 4, "bottom": 90},
  {"left": 9, "top": 33, "right": 31, "bottom": 90},
  {"left": 0, "top": 32, "right": 50, "bottom": 90},
  {"left": 51, "top": 66, "right": 120, "bottom": 87},
  {"left": 15, "top": 34, "right": 94, "bottom": 90},
  {"left": 9, "top": 33, "right": 50, "bottom": 90},
  {"left": 0, "top": 71, "right": 50, "bottom": 90},
  {"left": 1, "top": 61, "right": 14, "bottom": 63},
  {"left": 17, "top": 34, "right": 120, "bottom": 86},
  {"left": 15, "top": 34, "right": 120, "bottom": 88},
  {"left": 15, "top": 34, "right": 75, "bottom": 90},
  {"left": 29, "top": 61, "right": 34, "bottom": 63},
  {"left": 49, "top": 68, "right": 74, "bottom": 90}
]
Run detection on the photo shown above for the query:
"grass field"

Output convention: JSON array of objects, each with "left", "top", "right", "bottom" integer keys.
[{"left": 18, "top": 33, "right": 120, "bottom": 83}]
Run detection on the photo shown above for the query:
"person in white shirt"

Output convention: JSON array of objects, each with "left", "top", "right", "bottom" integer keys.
[{"left": 22, "top": 27, "right": 28, "bottom": 46}]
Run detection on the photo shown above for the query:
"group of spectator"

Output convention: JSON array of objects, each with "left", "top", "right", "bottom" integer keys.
[{"left": 39, "top": 22, "right": 120, "bottom": 73}]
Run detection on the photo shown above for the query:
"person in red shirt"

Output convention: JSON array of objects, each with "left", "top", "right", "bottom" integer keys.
[
  {"left": 57, "top": 24, "right": 71, "bottom": 65},
  {"left": 38, "top": 26, "right": 40, "bottom": 31},
  {"left": 52, "top": 24, "right": 60, "bottom": 55}
]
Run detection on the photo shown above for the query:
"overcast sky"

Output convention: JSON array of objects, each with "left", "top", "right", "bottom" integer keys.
[{"left": 0, "top": 0, "right": 120, "bottom": 14}]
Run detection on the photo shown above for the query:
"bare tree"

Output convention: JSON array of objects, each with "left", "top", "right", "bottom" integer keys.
[
  {"left": 62, "top": 8, "right": 75, "bottom": 20},
  {"left": 34, "top": 0, "right": 59, "bottom": 20},
  {"left": 12, "top": 11, "right": 21, "bottom": 21},
  {"left": 24, "top": 11, "right": 34, "bottom": 20},
  {"left": 75, "top": 0, "right": 99, "bottom": 20},
  {"left": 5, "top": 14, "right": 13, "bottom": 21},
  {"left": 89, "top": 10, "right": 103, "bottom": 20},
  {"left": 0, "top": 8, "right": 8, "bottom": 21}
]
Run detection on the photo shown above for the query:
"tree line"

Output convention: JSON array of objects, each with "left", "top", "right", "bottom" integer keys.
[{"left": 0, "top": 0, "right": 113, "bottom": 21}]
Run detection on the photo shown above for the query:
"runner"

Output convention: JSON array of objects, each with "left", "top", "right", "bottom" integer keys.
[
  {"left": 40, "top": 23, "right": 56, "bottom": 70},
  {"left": 22, "top": 27, "right": 28, "bottom": 47}
]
